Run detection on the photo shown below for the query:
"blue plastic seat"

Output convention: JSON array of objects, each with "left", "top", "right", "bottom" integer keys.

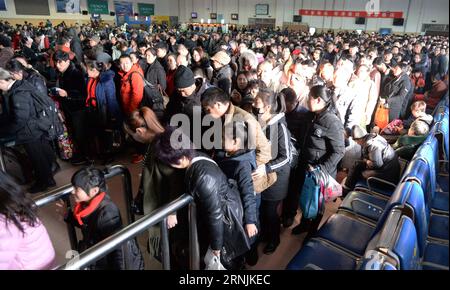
[
  {"left": 360, "top": 209, "right": 421, "bottom": 270},
  {"left": 286, "top": 239, "right": 358, "bottom": 270},
  {"left": 422, "top": 243, "right": 449, "bottom": 270},
  {"left": 338, "top": 191, "right": 387, "bottom": 222},
  {"left": 315, "top": 213, "right": 375, "bottom": 256},
  {"left": 435, "top": 115, "right": 449, "bottom": 161},
  {"left": 401, "top": 181, "right": 449, "bottom": 269},
  {"left": 338, "top": 181, "right": 416, "bottom": 225},
  {"left": 354, "top": 179, "right": 396, "bottom": 198},
  {"left": 404, "top": 142, "right": 449, "bottom": 215}
]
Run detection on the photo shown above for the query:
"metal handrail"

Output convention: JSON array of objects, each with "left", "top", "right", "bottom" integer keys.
[
  {"left": 57, "top": 194, "right": 199, "bottom": 270},
  {"left": 33, "top": 164, "right": 135, "bottom": 250}
]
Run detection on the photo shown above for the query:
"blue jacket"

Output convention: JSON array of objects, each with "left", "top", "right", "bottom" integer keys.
[
  {"left": 95, "top": 69, "right": 123, "bottom": 128},
  {"left": 215, "top": 150, "right": 258, "bottom": 225}
]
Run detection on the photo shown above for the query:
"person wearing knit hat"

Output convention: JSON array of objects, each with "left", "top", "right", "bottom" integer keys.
[
  {"left": 343, "top": 124, "right": 400, "bottom": 196},
  {"left": 174, "top": 65, "right": 195, "bottom": 92},
  {"left": 165, "top": 65, "right": 208, "bottom": 121},
  {"left": 210, "top": 50, "right": 233, "bottom": 95},
  {"left": 96, "top": 52, "right": 112, "bottom": 67},
  {"left": 351, "top": 124, "right": 368, "bottom": 140}
]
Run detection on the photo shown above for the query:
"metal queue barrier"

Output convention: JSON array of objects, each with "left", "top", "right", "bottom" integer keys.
[
  {"left": 33, "top": 164, "right": 200, "bottom": 270},
  {"left": 56, "top": 194, "right": 200, "bottom": 270},
  {"left": 33, "top": 165, "right": 136, "bottom": 259}
]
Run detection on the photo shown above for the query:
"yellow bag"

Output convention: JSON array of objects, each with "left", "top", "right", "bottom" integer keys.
[{"left": 252, "top": 172, "right": 277, "bottom": 193}]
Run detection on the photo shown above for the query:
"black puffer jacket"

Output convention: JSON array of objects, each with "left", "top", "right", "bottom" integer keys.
[
  {"left": 302, "top": 106, "right": 345, "bottom": 178},
  {"left": 0, "top": 80, "right": 43, "bottom": 144},
  {"left": 25, "top": 69, "right": 47, "bottom": 97},
  {"left": 185, "top": 156, "right": 250, "bottom": 260},
  {"left": 65, "top": 194, "right": 124, "bottom": 270}
]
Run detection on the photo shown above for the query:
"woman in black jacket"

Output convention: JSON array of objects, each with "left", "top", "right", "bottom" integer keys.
[
  {"left": 251, "top": 88, "right": 292, "bottom": 254},
  {"left": 153, "top": 127, "right": 250, "bottom": 269},
  {"left": 291, "top": 85, "right": 345, "bottom": 239}
]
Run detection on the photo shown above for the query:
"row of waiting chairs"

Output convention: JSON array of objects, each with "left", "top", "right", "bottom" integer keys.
[{"left": 287, "top": 97, "right": 449, "bottom": 270}]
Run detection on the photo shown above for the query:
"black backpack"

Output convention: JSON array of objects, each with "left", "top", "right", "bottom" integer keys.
[
  {"left": 128, "top": 71, "right": 165, "bottom": 120},
  {"left": 29, "top": 89, "right": 64, "bottom": 140}
]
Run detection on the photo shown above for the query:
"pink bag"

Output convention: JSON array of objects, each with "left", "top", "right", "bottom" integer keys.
[
  {"left": 381, "top": 119, "right": 403, "bottom": 135},
  {"left": 317, "top": 170, "right": 342, "bottom": 202}
]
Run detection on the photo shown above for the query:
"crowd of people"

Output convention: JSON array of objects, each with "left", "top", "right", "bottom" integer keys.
[{"left": 0, "top": 19, "right": 448, "bottom": 269}]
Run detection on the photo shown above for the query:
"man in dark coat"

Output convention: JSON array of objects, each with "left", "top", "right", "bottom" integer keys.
[
  {"left": 383, "top": 62, "right": 414, "bottom": 121},
  {"left": 0, "top": 68, "right": 55, "bottom": 193}
]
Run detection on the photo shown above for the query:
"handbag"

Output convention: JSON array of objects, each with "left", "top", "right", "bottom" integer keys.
[
  {"left": 299, "top": 168, "right": 322, "bottom": 220},
  {"left": 374, "top": 101, "right": 390, "bottom": 130},
  {"left": 252, "top": 171, "right": 277, "bottom": 194}
]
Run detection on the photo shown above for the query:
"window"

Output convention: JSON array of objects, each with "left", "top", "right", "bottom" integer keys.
[{"left": 255, "top": 4, "right": 269, "bottom": 15}]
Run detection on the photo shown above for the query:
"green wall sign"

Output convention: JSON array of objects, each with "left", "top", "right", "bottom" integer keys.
[
  {"left": 138, "top": 3, "right": 154, "bottom": 16},
  {"left": 87, "top": 0, "right": 109, "bottom": 15}
]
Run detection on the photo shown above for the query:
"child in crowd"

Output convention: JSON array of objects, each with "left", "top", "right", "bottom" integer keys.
[
  {"left": 57, "top": 167, "right": 144, "bottom": 270},
  {"left": 214, "top": 121, "right": 260, "bottom": 266}
]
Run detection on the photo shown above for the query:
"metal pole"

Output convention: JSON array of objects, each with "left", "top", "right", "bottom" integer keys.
[
  {"left": 0, "top": 148, "right": 6, "bottom": 171},
  {"left": 64, "top": 197, "right": 78, "bottom": 250},
  {"left": 58, "top": 194, "right": 193, "bottom": 270},
  {"left": 34, "top": 184, "right": 74, "bottom": 207},
  {"left": 160, "top": 218, "right": 171, "bottom": 270},
  {"left": 117, "top": 165, "right": 135, "bottom": 223},
  {"left": 188, "top": 202, "right": 200, "bottom": 270}
]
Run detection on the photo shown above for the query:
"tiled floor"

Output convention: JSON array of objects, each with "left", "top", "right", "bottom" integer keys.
[{"left": 32, "top": 152, "right": 342, "bottom": 270}]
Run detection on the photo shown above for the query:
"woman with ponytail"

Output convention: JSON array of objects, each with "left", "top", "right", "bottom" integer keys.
[
  {"left": 291, "top": 85, "right": 345, "bottom": 240},
  {"left": 251, "top": 88, "right": 292, "bottom": 255},
  {"left": 85, "top": 60, "right": 123, "bottom": 162}
]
